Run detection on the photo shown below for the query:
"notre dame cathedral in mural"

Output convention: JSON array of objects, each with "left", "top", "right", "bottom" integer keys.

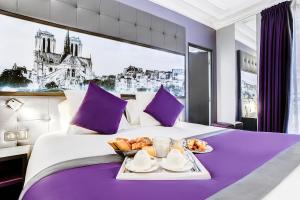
[{"left": 28, "top": 30, "right": 95, "bottom": 90}]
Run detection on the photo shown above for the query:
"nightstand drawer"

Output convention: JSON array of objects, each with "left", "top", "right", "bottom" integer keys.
[
  {"left": 0, "top": 154, "right": 27, "bottom": 188},
  {"left": 0, "top": 146, "right": 30, "bottom": 199}
]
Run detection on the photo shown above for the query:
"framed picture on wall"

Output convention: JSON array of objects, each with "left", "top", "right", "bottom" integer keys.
[{"left": 0, "top": 13, "right": 185, "bottom": 97}]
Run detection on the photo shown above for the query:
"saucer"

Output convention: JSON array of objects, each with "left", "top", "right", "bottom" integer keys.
[
  {"left": 125, "top": 159, "right": 159, "bottom": 173},
  {"left": 161, "top": 158, "right": 193, "bottom": 172}
]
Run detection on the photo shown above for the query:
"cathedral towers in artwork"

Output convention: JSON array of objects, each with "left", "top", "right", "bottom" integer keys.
[
  {"left": 30, "top": 30, "right": 94, "bottom": 90},
  {"left": 35, "top": 30, "right": 56, "bottom": 53}
]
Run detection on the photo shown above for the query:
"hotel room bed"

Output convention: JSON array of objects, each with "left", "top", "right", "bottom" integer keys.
[{"left": 19, "top": 122, "right": 300, "bottom": 200}]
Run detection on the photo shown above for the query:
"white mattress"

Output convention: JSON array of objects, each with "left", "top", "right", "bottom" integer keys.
[{"left": 24, "top": 122, "right": 300, "bottom": 199}]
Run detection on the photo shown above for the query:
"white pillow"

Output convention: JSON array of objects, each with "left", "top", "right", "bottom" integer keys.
[
  {"left": 58, "top": 100, "right": 72, "bottom": 131},
  {"left": 125, "top": 99, "right": 141, "bottom": 125},
  {"left": 125, "top": 92, "right": 161, "bottom": 126},
  {"left": 139, "top": 112, "right": 161, "bottom": 126},
  {"left": 58, "top": 99, "right": 94, "bottom": 134},
  {"left": 63, "top": 90, "right": 87, "bottom": 116},
  {"left": 135, "top": 92, "right": 156, "bottom": 109}
]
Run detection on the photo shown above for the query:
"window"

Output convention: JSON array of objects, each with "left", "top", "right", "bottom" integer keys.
[
  {"left": 42, "top": 38, "right": 46, "bottom": 52},
  {"left": 47, "top": 38, "right": 51, "bottom": 53},
  {"left": 72, "top": 69, "right": 75, "bottom": 77},
  {"left": 75, "top": 44, "right": 78, "bottom": 56}
]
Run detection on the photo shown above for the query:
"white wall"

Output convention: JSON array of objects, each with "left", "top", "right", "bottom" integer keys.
[
  {"left": 0, "top": 96, "right": 65, "bottom": 145},
  {"left": 216, "top": 24, "right": 237, "bottom": 124}
]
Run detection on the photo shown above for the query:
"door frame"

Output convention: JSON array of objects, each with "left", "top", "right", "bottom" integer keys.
[{"left": 187, "top": 43, "right": 215, "bottom": 125}]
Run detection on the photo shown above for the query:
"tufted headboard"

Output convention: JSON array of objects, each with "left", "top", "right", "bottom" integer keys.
[
  {"left": 237, "top": 50, "right": 257, "bottom": 74},
  {"left": 0, "top": 0, "right": 185, "bottom": 54}
]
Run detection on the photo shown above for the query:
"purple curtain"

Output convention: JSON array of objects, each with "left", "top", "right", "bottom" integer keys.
[{"left": 258, "top": 1, "right": 293, "bottom": 133}]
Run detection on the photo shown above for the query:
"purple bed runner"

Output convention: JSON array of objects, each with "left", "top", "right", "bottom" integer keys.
[{"left": 22, "top": 131, "right": 300, "bottom": 200}]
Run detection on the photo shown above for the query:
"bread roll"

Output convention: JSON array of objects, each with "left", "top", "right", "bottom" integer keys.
[{"left": 132, "top": 142, "right": 145, "bottom": 150}]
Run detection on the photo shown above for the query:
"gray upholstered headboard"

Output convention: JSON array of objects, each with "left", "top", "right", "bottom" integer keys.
[
  {"left": 0, "top": 0, "right": 185, "bottom": 54},
  {"left": 237, "top": 50, "right": 257, "bottom": 74}
]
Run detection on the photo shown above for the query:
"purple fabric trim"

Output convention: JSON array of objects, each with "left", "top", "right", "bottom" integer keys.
[
  {"left": 22, "top": 130, "right": 300, "bottom": 200},
  {"left": 72, "top": 82, "right": 127, "bottom": 134},
  {"left": 144, "top": 85, "right": 184, "bottom": 126}
]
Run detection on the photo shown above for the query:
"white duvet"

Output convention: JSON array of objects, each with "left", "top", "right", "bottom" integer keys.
[{"left": 25, "top": 122, "right": 300, "bottom": 200}]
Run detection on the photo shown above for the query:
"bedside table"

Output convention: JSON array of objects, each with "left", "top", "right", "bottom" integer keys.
[{"left": 0, "top": 145, "right": 30, "bottom": 200}]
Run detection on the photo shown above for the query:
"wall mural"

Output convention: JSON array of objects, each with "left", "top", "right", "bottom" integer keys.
[{"left": 0, "top": 14, "right": 185, "bottom": 97}]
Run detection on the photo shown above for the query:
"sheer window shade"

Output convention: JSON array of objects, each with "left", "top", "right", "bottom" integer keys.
[{"left": 288, "top": 0, "right": 300, "bottom": 134}]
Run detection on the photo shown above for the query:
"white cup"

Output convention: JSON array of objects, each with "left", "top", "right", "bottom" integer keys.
[
  {"left": 165, "top": 149, "right": 186, "bottom": 169},
  {"left": 153, "top": 137, "right": 171, "bottom": 158},
  {"left": 132, "top": 150, "right": 152, "bottom": 170}
]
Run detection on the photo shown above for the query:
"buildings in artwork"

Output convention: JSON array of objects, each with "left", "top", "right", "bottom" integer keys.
[
  {"left": 115, "top": 66, "right": 184, "bottom": 96},
  {"left": 25, "top": 30, "right": 94, "bottom": 89}
]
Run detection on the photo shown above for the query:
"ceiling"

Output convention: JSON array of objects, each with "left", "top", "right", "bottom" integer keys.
[
  {"left": 235, "top": 15, "right": 257, "bottom": 50},
  {"left": 149, "top": 0, "right": 288, "bottom": 30}
]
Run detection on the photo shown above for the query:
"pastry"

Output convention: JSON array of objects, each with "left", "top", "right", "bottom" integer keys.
[
  {"left": 136, "top": 137, "right": 152, "bottom": 146},
  {"left": 132, "top": 142, "right": 146, "bottom": 150},
  {"left": 114, "top": 140, "right": 131, "bottom": 152},
  {"left": 142, "top": 146, "right": 156, "bottom": 157},
  {"left": 108, "top": 140, "right": 119, "bottom": 150},
  {"left": 187, "top": 138, "right": 207, "bottom": 152},
  {"left": 116, "top": 137, "right": 129, "bottom": 142},
  {"left": 195, "top": 140, "right": 207, "bottom": 151},
  {"left": 108, "top": 136, "right": 154, "bottom": 152},
  {"left": 187, "top": 139, "right": 195, "bottom": 150}
]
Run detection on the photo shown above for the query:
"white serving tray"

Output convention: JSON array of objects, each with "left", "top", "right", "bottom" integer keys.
[{"left": 116, "top": 150, "right": 211, "bottom": 180}]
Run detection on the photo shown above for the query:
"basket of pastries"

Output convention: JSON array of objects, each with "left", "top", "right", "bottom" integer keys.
[{"left": 108, "top": 137, "right": 156, "bottom": 157}]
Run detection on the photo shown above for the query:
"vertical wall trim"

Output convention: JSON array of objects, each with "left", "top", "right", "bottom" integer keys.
[{"left": 216, "top": 24, "right": 236, "bottom": 124}]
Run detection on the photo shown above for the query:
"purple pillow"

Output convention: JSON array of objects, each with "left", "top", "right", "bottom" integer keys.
[
  {"left": 71, "top": 82, "right": 127, "bottom": 134},
  {"left": 144, "top": 85, "right": 184, "bottom": 127}
]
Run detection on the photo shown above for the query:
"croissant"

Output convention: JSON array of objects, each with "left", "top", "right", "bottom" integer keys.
[
  {"left": 108, "top": 140, "right": 119, "bottom": 150},
  {"left": 114, "top": 140, "right": 131, "bottom": 152}
]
